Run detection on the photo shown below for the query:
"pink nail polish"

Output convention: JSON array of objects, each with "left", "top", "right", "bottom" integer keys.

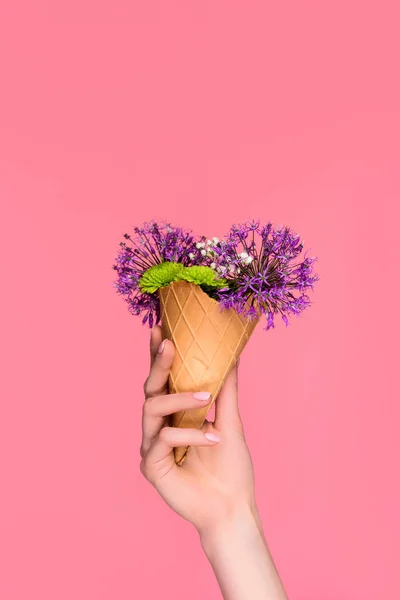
[
  {"left": 193, "top": 392, "right": 211, "bottom": 401},
  {"left": 158, "top": 340, "right": 166, "bottom": 354},
  {"left": 205, "top": 432, "right": 220, "bottom": 443}
]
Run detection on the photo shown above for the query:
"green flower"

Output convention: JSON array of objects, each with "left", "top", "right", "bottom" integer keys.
[
  {"left": 176, "top": 265, "right": 227, "bottom": 288},
  {"left": 139, "top": 262, "right": 184, "bottom": 293},
  {"left": 139, "top": 262, "right": 228, "bottom": 294}
]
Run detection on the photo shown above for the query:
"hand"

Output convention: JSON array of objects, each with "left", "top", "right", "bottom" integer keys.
[
  {"left": 140, "top": 325, "right": 288, "bottom": 599},
  {"left": 140, "top": 325, "right": 258, "bottom": 537}
]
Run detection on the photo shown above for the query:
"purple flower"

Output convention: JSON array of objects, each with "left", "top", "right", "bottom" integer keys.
[
  {"left": 113, "top": 219, "right": 318, "bottom": 331},
  {"left": 113, "top": 221, "right": 202, "bottom": 326},
  {"left": 194, "top": 220, "right": 318, "bottom": 328}
]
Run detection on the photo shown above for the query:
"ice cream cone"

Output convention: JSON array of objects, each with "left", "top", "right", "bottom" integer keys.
[{"left": 159, "top": 280, "right": 259, "bottom": 466}]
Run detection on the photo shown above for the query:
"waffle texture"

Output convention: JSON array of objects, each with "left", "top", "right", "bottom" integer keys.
[{"left": 159, "top": 280, "right": 259, "bottom": 465}]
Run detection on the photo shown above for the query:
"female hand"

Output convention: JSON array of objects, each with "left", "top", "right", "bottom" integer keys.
[
  {"left": 140, "top": 325, "right": 288, "bottom": 600},
  {"left": 140, "top": 325, "right": 258, "bottom": 537}
]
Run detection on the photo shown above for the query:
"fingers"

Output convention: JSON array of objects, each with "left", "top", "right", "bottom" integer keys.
[
  {"left": 214, "top": 360, "right": 242, "bottom": 431},
  {"left": 140, "top": 391, "right": 211, "bottom": 456},
  {"left": 144, "top": 329, "right": 175, "bottom": 399},
  {"left": 145, "top": 391, "right": 211, "bottom": 418},
  {"left": 145, "top": 426, "right": 221, "bottom": 469}
]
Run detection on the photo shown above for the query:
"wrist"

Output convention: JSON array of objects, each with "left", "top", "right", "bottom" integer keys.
[
  {"left": 199, "top": 502, "right": 265, "bottom": 556},
  {"left": 198, "top": 503, "right": 288, "bottom": 600}
]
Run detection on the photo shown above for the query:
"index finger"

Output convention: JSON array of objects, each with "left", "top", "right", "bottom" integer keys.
[{"left": 150, "top": 325, "right": 163, "bottom": 367}]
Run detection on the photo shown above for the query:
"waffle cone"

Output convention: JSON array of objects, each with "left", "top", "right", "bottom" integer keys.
[{"left": 159, "top": 281, "right": 259, "bottom": 466}]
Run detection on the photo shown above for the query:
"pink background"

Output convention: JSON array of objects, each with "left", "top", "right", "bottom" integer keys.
[{"left": 1, "top": 2, "right": 399, "bottom": 599}]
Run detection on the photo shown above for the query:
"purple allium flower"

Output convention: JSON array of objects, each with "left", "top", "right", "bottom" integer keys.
[
  {"left": 193, "top": 220, "right": 319, "bottom": 329},
  {"left": 113, "top": 221, "right": 202, "bottom": 326}
]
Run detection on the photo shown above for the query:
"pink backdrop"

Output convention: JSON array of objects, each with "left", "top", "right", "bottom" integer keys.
[{"left": 1, "top": 2, "right": 399, "bottom": 599}]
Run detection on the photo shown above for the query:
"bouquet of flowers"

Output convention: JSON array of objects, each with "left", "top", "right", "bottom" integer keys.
[{"left": 113, "top": 220, "right": 318, "bottom": 465}]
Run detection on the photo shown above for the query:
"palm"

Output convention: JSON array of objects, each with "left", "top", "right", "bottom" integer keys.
[
  {"left": 141, "top": 327, "right": 257, "bottom": 534},
  {"left": 156, "top": 417, "right": 256, "bottom": 532}
]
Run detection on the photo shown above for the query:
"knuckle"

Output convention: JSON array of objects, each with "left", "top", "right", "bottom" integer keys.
[
  {"left": 144, "top": 381, "right": 159, "bottom": 399},
  {"left": 139, "top": 457, "right": 148, "bottom": 477},
  {"left": 142, "top": 398, "right": 153, "bottom": 417},
  {"left": 158, "top": 426, "right": 171, "bottom": 443},
  {"left": 143, "top": 395, "right": 163, "bottom": 417},
  {"left": 140, "top": 458, "right": 156, "bottom": 484}
]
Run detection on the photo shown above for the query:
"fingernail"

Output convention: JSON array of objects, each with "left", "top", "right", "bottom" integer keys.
[
  {"left": 205, "top": 432, "right": 220, "bottom": 443},
  {"left": 193, "top": 392, "right": 211, "bottom": 401},
  {"left": 158, "top": 340, "right": 166, "bottom": 354}
]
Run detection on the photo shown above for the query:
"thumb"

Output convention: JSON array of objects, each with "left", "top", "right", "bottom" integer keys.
[{"left": 214, "top": 360, "right": 242, "bottom": 431}]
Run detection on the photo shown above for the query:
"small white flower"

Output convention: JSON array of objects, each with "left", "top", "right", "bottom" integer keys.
[
  {"left": 196, "top": 242, "right": 205, "bottom": 249},
  {"left": 212, "top": 236, "right": 219, "bottom": 244},
  {"left": 219, "top": 265, "right": 227, "bottom": 273},
  {"left": 188, "top": 252, "right": 195, "bottom": 260},
  {"left": 206, "top": 239, "right": 213, "bottom": 246},
  {"left": 244, "top": 256, "right": 254, "bottom": 265},
  {"left": 228, "top": 264, "right": 235, "bottom": 273},
  {"left": 201, "top": 249, "right": 207, "bottom": 256},
  {"left": 210, "top": 262, "right": 216, "bottom": 269},
  {"left": 239, "top": 251, "right": 249, "bottom": 259}
]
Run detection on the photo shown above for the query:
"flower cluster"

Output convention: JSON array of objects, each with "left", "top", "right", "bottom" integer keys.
[
  {"left": 113, "top": 219, "right": 318, "bottom": 330},
  {"left": 113, "top": 221, "right": 202, "bottom": 326},
  {"left": 189, "top": 220, "right": 318, "bottom": 329}
]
